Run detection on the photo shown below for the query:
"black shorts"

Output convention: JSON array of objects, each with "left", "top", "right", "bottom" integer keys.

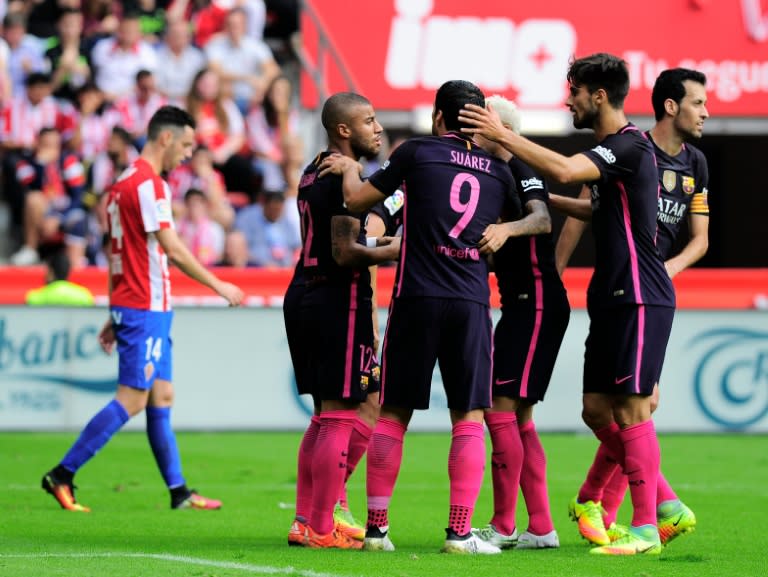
[
  {"left": 583, "top": 304, "right": 674, "bottom": 395},
  {"left": 493, "top": 291, "right": 570, "bottom": 403},
  {"left": 301, "top": 287, "right": 379, "bottom": 403},
  {"left": 380, "top": 297, "right": 492, "bottom": 412},
  {"left": 283, "top": 282, "right": 312, "bottom": 395}
]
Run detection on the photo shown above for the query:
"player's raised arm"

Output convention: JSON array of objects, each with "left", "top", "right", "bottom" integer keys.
[
  {"left": 318, "top": 154, "right": 386, "bottom": 212},
  {"left": 156, "top": 227, "right": 244, "bottom": 306},
  {"left": 549, "top": 186, "right": 593, "bottom": 221},
  {"left": 459, "top": 104, "right": 601, "bottom": 185}
]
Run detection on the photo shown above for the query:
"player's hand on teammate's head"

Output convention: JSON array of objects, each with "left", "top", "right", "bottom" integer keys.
[
  {"left": 218, "top": 282, "right": 245, "bottom": 307},
  {"left": 318, "top": 154, "right": 363, "bottom": 178},
  {"left": 459, "top": 103, "right": 506, "bottom": 142}
]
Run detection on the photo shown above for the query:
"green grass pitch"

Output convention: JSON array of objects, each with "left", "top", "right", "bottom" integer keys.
[{"left": 1, "top": 431, "right": 766, "bottom": 577}]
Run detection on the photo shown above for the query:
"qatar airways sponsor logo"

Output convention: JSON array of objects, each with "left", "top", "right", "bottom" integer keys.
[
  {"left": 658, "top": 198, "right": 688, "bottom": 224},
  {"left": 434, "top": 244, "right": 480, "bottom": 261},
  {"left": 591, "top": 146, "right": 616, "bottom": 164}
]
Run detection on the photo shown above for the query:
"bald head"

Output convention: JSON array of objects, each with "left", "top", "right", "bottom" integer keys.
[
  {"left": 320, "top": 92, "right": 382, "bottom": 160},
  {"left": 321, "top": 92, "right": 372, "bottom": 134}
]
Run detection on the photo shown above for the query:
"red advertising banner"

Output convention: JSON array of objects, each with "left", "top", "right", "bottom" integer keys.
[{"left": 301, "top": 0, "right": 768, "bottom": 117}]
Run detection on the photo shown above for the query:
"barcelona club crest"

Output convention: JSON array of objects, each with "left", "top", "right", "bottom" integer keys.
[
  {"left": 662, "top": 170, "right": 677, "bottom": 192},
  {"left": 682, "top": 176, "right": 696, "bottom": 195}
]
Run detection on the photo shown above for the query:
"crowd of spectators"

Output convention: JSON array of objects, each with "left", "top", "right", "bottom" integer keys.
[{"left": 0, "top": 0, "right": 302, "bottom": 268}]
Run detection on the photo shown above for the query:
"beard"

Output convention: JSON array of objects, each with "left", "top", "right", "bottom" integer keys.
[
  {"left": 675, "top": 118, "right": 703, "bottom": 141},
  {"left": 350, "top": 134, "right": 380, "bottom": 160},
  {"left": 572, "top": 106, "right": 598, "bottom": 130}
]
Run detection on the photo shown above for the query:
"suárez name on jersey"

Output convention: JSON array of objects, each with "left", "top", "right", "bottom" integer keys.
[
  {"left": 450, "top": 151, "right": 491, "bottom": 173},
  {"left": 591, "top": 146, "right": 616, "bottom": 164},
  {"left": 521, "top": 177, "right": 543, "bottom": 192}
]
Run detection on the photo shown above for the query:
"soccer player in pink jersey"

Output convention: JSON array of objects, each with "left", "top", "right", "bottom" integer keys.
[
  {"left": 460, "top": 54, "right": 675, "bottom": 555},
  {"left": 288, "top": 93, "right": 400, "bottom": 550},
  {"left": 554, "top": 68, "right": 709, "bottom": 548},
  {"left": 470, "top": 97, "right": 569, "bottom": 550},
  {"left": 42, "top": 105, "right": 243, "bottom": 512},
  {"left": 320, "top": 81, "right": 518, "bottom": 554}
]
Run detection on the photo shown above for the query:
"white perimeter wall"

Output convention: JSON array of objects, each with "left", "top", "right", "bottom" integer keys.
[{"left": 1, "top": 306, "right": 766, "bottom": 432}]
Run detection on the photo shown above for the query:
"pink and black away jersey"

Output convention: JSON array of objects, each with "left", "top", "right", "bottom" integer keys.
[
  {"left": 494, "top": 157, "right": 565, "bottom": 309},
  {"left": 106, "top": 157, "right": 174, "bottom": 311},
  {"left": 582, "top": 124, "right": 675, "bottom": 309},
  {"left": 368, "top": 132, "right": 516, "bottom": 305},
  {"left": 647, "top": 132, "right": 710, "bottom": 260},
  {"left": 297, "top": 151, "right": 372, "bottom": 303}
]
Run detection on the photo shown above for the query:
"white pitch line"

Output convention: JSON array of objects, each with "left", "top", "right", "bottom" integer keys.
[{"left": 0, "top": 552, "right": 361, "bottom": 577}]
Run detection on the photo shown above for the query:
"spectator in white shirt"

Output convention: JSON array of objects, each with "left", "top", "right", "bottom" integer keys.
[
  {"left": 89, "top": 12, "right": 158, "bottom": 101},
  {"left": 3, "top": 12, "right": 47, "bottom": 97},
  {"left": 204, "top": 6, "right": 280, "bottom": 111},
  {"left": 154, "top": 19, "right": 206, "bottom": 104}
]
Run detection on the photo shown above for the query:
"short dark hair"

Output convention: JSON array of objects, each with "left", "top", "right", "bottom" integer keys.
[
  {"left": 58, "top": 7, "right": 81, "bottom": 20},
  {"left": 25, "top": 72, "right": 51, "bottom": 87},
  {"left": 3, "top": 12, "right": 26, "bottom": 29},
  {"left": 76, "top": 81, "right": 100, "bottom": 96},
  {"left": 434, "top": 80, "right": 485, "bottom": 132},
  {"left": 321, "top": 92, "right": 372, "bottom": 132},
  {"left": 136, "top": 69, "right": 153, "bottom": 84},
  {"left": 184, "top": 188, "right": 206, "bottom": 202},
  {"left": 111, "top": 125, "right": 133, "bottom": 146},
  {"left": 37, "top": 126, "right": 59, "bottom": 140},
  {"left": 47, "top": 250, "right": 71, "bottom": 281},
  {"left": 567, "top": 53, "right": 629, "bottom": 109},
  {"left": 651, "top": 68, "right": 707, "bottom": 121},
  {"left": 147, "top": 105, "right": 196, "bottom": 141}
]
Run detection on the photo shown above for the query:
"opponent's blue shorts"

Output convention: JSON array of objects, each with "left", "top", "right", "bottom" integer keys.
[{"left": 111, "top": 306, "right": 173, "bottom": 389}]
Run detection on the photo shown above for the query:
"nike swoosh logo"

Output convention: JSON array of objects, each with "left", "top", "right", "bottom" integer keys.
[
  {"left": 614, "top": 374, "right": 633, "bottom": 385},
  {"left": 672, "top": 513, "right": 684, "bottom": 527},
  {"left": 494, "top": 378, "right": 517, "bottom": 385}
]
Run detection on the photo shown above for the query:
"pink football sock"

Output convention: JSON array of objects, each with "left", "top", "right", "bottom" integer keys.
[
  {"left": 578, "top": 422, "right": 624, "bottom": 503},
  {"left": 485, "top": 412, "right": 522, "bottom": 536},
  {"left": 295, "top": 416, "right": 321, "bottom": 522},
  {"left": 338, "top": 417, "right": 372, "bottom": 510},
  {"left": 656, "top": 471, "right": 678, "bottom": 506},
  {"left": 309, "top": 410, "right": 356, "bottom": 535},
  {"left": 366, "top": 417, "right": 407, "bottom": 529},
  {"left": 601, "top": 466, "right": 629, "bottom": 526},
  {"left": 518, "top": 420, "right": 554, "bottom": 535},
  {"left": 620, "top": 420, "right": 660, "bottom": 529},
  {"left": 448, "top": 420, "right": 487, "bottom": 536}
]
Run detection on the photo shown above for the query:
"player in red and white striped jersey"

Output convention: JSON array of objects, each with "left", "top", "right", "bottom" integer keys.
[{"left": 42, "top": 106, "right": 244, "bottom": 513}]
